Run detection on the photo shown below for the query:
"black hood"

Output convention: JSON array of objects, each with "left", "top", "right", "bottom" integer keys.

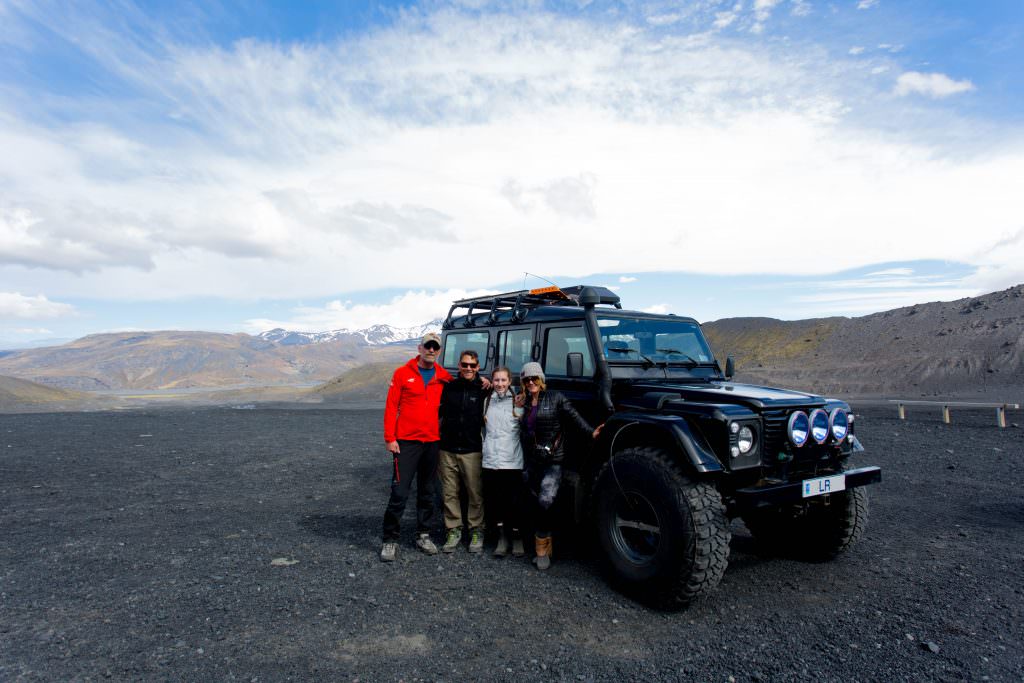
[{"left": 627, "top": 381, "right": 828, "bottom": 410}]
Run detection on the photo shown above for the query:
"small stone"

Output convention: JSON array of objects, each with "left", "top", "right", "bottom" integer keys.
[
  {"left": 920, "top": 641, "right": 940, "bottom": 654},
  {"left": 270, "top": 558, "right": 299, "bottom": 567}
]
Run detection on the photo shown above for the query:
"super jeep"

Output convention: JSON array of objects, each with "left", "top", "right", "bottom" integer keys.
[{"left": 440, "top": 285, "right": 881, "bottom": 608}]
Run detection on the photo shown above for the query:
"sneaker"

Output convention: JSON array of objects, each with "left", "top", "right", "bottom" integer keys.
[
  {"left": 380, "top": 541, "right": 398, "bottom": 562},
  {"left": 511, "top": 536, "right": 525, "bottom": 557},
  {"left": 442, "top": 528, "right": 462, "bottom": 553},
  {"left": 416, "top": 533, "right": 438, "bottom": 555},
  {"left": 468, "top": 528, "right": 484, "bottom": 553}
]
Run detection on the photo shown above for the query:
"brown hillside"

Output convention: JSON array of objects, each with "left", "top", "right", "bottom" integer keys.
[
  {"left": 0, "top": 332, "right": 411, "bottom": 391},
  {"left": 0, "top": 375, "right": 95, "bottom": 411},
  {"left": 315, "top": 362, "right": 397, "bottom": 402},
  {"left": 704, "top": 284, "right": 1024, "bottom": 399}
]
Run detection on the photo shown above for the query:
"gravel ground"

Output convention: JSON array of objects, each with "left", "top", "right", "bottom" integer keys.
[{"left": 1, "top": 405, "right": 1022, "bottom": 682}]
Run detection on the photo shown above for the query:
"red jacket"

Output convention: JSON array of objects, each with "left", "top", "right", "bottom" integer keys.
[{"left": 383, "top": 356, "right": 452, "bottom": 443}]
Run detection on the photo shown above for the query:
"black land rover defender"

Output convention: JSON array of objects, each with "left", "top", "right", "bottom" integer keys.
[{"left": 440, "top": 285, "right": 881, "bottom": 608}]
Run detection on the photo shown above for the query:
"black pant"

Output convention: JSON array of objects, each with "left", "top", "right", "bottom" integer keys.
[
  {"left": 524, "top": 461, "right": 562, "bottom": 537},
  {"left": 382, "top": 440, "right": 440, "bottom": 542},
  {"left": 483, "top": 468, "right": 523, "bottom": 533}
]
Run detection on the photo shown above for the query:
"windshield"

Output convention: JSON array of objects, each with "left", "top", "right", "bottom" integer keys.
[{"left": 597, "top": 316, "right": 713, "bottom": 365}]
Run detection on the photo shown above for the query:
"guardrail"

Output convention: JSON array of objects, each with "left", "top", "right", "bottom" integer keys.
[{"left": 890, "top": 400, "right": 1020, "bottom": 428}]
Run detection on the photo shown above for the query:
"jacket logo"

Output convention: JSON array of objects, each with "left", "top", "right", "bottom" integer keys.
[{"left": 407, "top": 378, "right": 416, "bottom": 383}]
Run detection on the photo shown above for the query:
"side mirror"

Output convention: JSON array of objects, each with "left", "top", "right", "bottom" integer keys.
[
  {"left": 566, "top": 352, "right": 584, "bottom": 378},
  {"left": 725, "top": 356, "right": 735, "bottom": 380}
]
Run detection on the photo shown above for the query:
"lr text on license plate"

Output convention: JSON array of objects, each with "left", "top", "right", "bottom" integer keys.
[{"left": 802, "top": 474, "right": 846, "bottom": 498}]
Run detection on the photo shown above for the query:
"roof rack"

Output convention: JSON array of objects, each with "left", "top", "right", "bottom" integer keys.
[{"left": 442, "top": 285, "right": 622, "bottom": 329}]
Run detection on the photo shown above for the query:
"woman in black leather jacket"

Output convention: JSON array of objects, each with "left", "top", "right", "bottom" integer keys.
[{"left": 518, "top": 362, "right": 602, "bottom": 570}]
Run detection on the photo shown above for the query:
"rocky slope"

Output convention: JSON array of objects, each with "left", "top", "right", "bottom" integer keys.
[
  {"left": 0, "top": 331, "right": 413, "bottom": 391},
  {"left": 704, "top": 284, "right": 1024, "bottom": 399}
]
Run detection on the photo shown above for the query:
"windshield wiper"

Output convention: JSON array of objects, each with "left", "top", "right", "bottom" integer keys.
[
  {"left": 606, "top": 346, "right": 661, "bottom": 370},
  {"left": 656, "top": 348, "right": 699, "bottom": 367}
]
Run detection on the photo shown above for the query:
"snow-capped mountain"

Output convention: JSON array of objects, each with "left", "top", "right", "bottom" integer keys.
[{"left": 257, "top": 320, "right": 443, "bottom": 346}]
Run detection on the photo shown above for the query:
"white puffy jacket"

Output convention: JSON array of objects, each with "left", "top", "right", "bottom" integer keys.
[{"left": 482, "top": 390, "right": 524, "bottom": 470}]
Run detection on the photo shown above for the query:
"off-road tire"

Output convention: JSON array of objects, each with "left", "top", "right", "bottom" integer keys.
[
  {"left": 592, "top": 447, "right": 730, "bottom": 609},
  {"left": 743, "top": 484, "right": 868, "bottom": 562}
]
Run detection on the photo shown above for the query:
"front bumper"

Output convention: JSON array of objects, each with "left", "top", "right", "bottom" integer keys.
[{"left": 733, "top": 465, "right": 882, "bottom": 509}]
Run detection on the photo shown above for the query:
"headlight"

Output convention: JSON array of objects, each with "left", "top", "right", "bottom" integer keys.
[
  {"left": 787, "top": 411, "right": 809, "bottom": 447},
  {"left": 809, "top": 409, "right": 829, "bottom": 444},
  {"left": 737, "top": 425, "right": 754, "bottom": 453},
  {"left": 829, "top": 408, "right": 849, "bottom": 442}
]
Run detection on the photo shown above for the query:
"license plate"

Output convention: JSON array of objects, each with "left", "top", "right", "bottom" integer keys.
[{"left": 802, "top": 474, "right": 846, "bottom": 498}]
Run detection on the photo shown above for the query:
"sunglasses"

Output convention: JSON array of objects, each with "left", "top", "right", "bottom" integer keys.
[
  {"left": 460, "top": 362, "right": 478, "bottom": 369},
  {"left": 423, "top": 342, "right": 440, "bottom": 351},
  {"left": 523, "top": 376, "right": 541, "bottom": 384}
]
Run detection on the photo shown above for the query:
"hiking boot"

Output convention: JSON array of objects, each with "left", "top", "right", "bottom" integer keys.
[
  {"left": 535, "top": 534, "right": 552, "bottom": 571},
  {"left": 416, "top": 533, "right": 438, "bottom": 555},
  {"left": 442, "top": 528, "right": 462, "bottom": 553},
  {"left": 380, "top": 541, "right": 398, "bottom": 562},
  {"left": 511, "top": 535, "right": 525, "bottom": 557},
  {"left": 468, "top": 528, "right": 484, "bottom": 553},
  {"left": 493, "top": 526, "right": 509, "bottom": 557}
]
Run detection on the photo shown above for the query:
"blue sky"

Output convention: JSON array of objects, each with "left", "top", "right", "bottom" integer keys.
[{"left": 1, "top": 0, "right": 1022, "bottom": 347}]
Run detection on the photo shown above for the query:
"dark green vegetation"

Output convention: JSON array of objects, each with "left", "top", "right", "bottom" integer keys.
[{"left": 1, "top": 407, "right": 1020, "bottom": 681}]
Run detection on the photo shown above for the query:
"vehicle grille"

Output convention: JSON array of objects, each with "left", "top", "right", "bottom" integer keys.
[{"left": 762, "top": 409, "right": 791, "bottom": 458}]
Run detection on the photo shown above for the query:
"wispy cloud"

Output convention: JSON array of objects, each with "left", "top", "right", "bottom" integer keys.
[
  {"left": 0, "top": 292, "right": 75, "bottom": 319},
  {"left": 242, "top": 288, "right": 497, "bottom": 332},
  {"left": 618, "top": 276, "right": 638, "bottom": 283},
  {"left": 857, "top": 0, "right": 879, "bottom": 10},
  {"left": 0, "top": 1, "right": 1019, "bottom": 319},
  {"left": 894, "top": 71, "right": 975, "bottom": 98}
]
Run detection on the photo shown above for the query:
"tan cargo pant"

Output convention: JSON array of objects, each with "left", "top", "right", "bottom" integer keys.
[{"left": 439, "top": 450, "right": 485, "bottom": 530}]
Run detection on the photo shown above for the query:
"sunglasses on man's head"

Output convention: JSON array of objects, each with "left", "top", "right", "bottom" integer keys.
[
  {"left": 460, "top": 362, "right": 478, "bottom": 369},
  {"left": 423, "top": 341, "right": 440, "bottom": 351}
]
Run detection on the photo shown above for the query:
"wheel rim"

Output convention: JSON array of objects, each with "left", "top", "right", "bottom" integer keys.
[{"left": 610, "top": 489, "right": 662, "bottom": 565}]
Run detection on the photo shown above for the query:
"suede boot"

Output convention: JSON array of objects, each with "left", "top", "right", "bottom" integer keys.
[{"left": 534, "top": 534, "right": 552, "bottom": 570}]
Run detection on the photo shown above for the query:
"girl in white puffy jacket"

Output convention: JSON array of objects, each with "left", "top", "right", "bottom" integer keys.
[{"left": 482, "top": 366, "right": 525, "bottom": 557}]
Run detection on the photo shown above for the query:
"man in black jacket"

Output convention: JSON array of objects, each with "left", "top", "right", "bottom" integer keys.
[{"left": 438, "top": 350, "right": 487, "bottom": 552}]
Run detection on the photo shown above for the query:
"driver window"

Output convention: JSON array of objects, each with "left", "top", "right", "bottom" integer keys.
[{"left": 544, "top": 326, "right": 594, "bottom": 376}]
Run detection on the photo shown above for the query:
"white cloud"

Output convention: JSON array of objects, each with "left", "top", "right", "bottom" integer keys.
[
  {"left": 791, "top": 1, "right": 812, "bottom": 18},
  {"left": 618, "top": 276, "right": 638, "bottom": 283},
  {"left": 751, "top": 0, "right": 783, "bottom": 32},
  {"left": 642, "top": 304, "right": 670, "bottom": 314},
  {"left": 857, "top": 0, "right": 879, "bottom": 9},
  {"left": 864, "top": 268, "right": 914, "bottom": 278},
  {"left": 848, "top": 46, "right": 864, "bottom": 55},
  {"left": 0, "top": 3, "right": 1020, "bottom": 315},
  {"left": 0, "top": 292, "right": 76, "bottom": 319},
  {"left": 242, "top": 288, "right": 498, "bottom": 333},
  {"left": 894, "top": 71, "right": 975, "bottom": 98}
]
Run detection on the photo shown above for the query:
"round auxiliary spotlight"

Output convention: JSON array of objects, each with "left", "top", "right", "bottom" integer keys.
[
  {"left": 830, "top": 408, "right": 850, "bottom": 442},
  {"left": 809, "top": 408, "right": 830, "bottom": 444},
  {"left": 787, "top": 411, "right": 810, "bottom": 447}
]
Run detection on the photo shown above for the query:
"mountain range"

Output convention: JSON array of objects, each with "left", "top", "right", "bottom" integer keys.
[{"left": 0, "top": 286, "right": 1021, "bottom": 408}]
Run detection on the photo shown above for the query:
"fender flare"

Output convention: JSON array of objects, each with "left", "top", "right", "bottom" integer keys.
[{"left": 601, "top": 412, "right": 723, "bottom": 474}]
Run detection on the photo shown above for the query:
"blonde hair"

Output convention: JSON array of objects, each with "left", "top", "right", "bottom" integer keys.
[{"left": 486, "top": 366, "right": 519, "bottom": 417}]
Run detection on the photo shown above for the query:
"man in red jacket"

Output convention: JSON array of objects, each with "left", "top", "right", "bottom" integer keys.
[{"left": 380, "top": 332, "right": 452, "bottom": 561}]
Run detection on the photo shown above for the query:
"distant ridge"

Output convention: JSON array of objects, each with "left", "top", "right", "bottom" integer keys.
[
  {"left": 703, "top": 284, "right": 1024, "bottom": 399},
  {"left": 257, "top": 320, "right": 443, "bottom": 347}
]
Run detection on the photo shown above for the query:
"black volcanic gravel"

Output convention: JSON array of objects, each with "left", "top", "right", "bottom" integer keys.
[{"left": 1, "top": 406, "right": 1022, "bottom": 682}]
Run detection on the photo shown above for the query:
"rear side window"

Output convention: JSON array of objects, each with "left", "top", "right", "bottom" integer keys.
[
  {"left": 544, "top": 326, "right": 594, "bottom": 377},
  {"left": 496, "top": 328, "right": 533, "bottom": 373},
  {"left": 442, "top": 332, "right": 489, "bottom": 370}
]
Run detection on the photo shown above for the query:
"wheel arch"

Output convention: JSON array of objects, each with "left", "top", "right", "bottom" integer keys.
[{"left": 597, "top": 412, "right": 724, "bottom": 478}]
